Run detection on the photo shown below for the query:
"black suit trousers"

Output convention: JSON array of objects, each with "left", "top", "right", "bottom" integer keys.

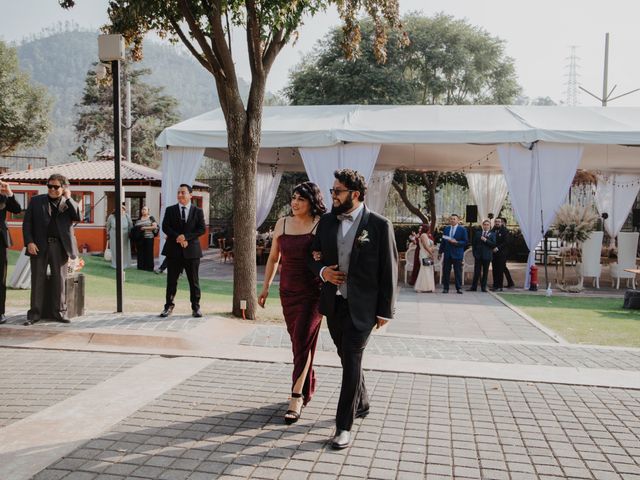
[
  {"left": 326, "top": 296, "right": 370, "bottom": 431},
  {"left": 442, "top": 256, "right": 462, "bottom": 291},
  {"left": 492, "top": 254, "right": 507, "bottom": 288},
  {"left": 29, "top": 241, "right": 68, "bottom": 320},
  {"left": 0, "top": 246, "right": 8, "bottom": 314},
  {"left": 165, "top": 255, "right": 201, "bottom": 310},
  {"left": 471, "top": 258, "right": 491, "bottom": 290}
]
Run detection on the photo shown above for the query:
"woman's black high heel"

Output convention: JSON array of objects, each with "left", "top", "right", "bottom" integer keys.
[{"left": 284, "top": 393, "right": 304, "bottom": 425}]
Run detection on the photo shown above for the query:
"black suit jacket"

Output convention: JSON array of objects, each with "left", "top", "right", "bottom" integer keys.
[
  {"left": 310, "top": 206, "right": 398, "bottom": 332},
  {"left": 493, "top": 226, "right": 510, "bottom": 258},
  {"left": 161, "top": 203, "right": 206, "bottom": 259},
  {"left": 0, "top": 195, "right": 22, "bottom": 248},
  {"left": 472, "top": 230, "right": 496, "bottom": 261},
  {"left": 23, "top": 194, "right": 81, "bottom": 258}
]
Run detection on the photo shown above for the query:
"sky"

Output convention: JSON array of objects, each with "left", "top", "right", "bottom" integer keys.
[{"left": 2, "top": 0, "right": 640, "bottom": 106}]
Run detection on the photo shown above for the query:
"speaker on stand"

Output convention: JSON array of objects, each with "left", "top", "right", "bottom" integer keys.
[{"left": 465, "top": 205, "right": 478, "bottom": 224}]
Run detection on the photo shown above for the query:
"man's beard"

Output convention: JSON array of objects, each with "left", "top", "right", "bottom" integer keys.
[{"left": 331, "top": 194, "right": 354, "bottom": 215}]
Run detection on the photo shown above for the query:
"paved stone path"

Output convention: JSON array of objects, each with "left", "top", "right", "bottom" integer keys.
[
  {"left": 0, "top": 349, "right": 148, "bottom": 428},
  {"left": 239, "top": 326, "right": 640, "bottom": 371},
  {"left": 1, "top": 312, "right": 205, "bottom": 331},
  {"left": 24, "top": 357, "right": 640, "bottom": 480},
  {"left": 390, "top": 289, "right": 555, "bottom": 342}
]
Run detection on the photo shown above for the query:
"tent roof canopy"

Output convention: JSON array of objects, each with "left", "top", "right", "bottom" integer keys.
[{"left": 156, "top": 105, "right": 640, "bottom": 172}]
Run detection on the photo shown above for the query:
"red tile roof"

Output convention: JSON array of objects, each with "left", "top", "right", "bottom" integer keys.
[{"left": 0, "top": 160, "right": 208, "bottom": 188}]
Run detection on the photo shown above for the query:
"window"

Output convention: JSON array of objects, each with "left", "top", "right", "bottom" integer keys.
[
  {"left": 71, "top": 192, "right": 94, "bottom": 223},
  {"left": 9, "top": 190, "right": 36, "bottom": 220},
  {"left": 192, "top": 196, "right": 203, "bottom": 209}
]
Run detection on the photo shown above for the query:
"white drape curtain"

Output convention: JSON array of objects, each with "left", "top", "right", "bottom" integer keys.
[
  {"left": 595, "top": 173, "right": 640, "bottom": 245},
  {"left": 159, "top": 147, "right": 205, "bottom": 256},
  {"left": 466, "top": 171, "right": 509, "bottom": 222},
  {"left": 498, "top": 142, "right": 583, "bottom": 288},
  {"left": 366, "top": 169, "right": 395, "bottom": 214},
  {"left": 299, "top": 143, "right": 381, "bottom": 205},
  {"left": 8, "top": 249, "right": 31, "bottom": 289},
  {"left": 256, "top": 164, "right": 283, "bottom": 228}
]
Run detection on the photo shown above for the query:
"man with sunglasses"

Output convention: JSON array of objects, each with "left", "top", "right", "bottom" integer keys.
[
  {"left": 310, "top": 169, "right": 398, "bottom": 450},
  {"left": 23, "top": 174, "right": 81, "bottom": 325}
]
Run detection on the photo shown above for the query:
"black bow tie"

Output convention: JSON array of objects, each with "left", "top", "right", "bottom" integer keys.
[{"left": 337, "top": 213, "right": 353, "bottom": 222}]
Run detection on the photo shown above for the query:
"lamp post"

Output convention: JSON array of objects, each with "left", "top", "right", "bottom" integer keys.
[{"left": 98, "top": 34, "right": 125, "bottom": 312}]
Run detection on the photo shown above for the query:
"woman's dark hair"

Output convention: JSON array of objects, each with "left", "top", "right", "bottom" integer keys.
[
  {"left": 334, "top": 168, "right": 366, "bottom": 201},
  {"left": 419, "top": 223, "right": 434, "bottom": 241},
  {"left": 292, "top": 181, "right": 326, "bottom": 217}
]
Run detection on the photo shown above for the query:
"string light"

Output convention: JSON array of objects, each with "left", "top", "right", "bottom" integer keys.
[{"left": 453, "top": 150, "right": 496, "bottom": 174}]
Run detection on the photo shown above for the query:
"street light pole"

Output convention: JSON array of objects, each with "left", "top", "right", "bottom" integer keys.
[{"left": 99, "top": 34, "right": 125, "bottom": 313}]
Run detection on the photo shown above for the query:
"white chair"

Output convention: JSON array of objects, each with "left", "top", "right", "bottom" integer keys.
[
  {"left": 609, "top": 232, "right": 639, "bottom": 289},
  {"left": 578, "top": 231, "right": 603, "bottom": 288},
  {"left": 404, "top": 244, "right": 416, "bottom": 284},
  {"left": 462, "top": 248, "right": 475, "bottom": 286},
  {"left": 433, "top": 250, "right": 443, "bottom": 285}
]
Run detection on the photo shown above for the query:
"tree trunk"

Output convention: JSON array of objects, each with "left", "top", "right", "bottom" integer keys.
[
  {"left": 424, "top": 172, "right": 440, "bottom": 232},
  {"left": 392, "top": 174, "right": 429, "bottom": 224},
  {"left": 228, "top": 137, "right": 258, "bottom": 319}
]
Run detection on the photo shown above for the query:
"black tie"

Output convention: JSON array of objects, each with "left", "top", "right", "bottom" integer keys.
[
  {"left": 337, "top": 213, "right": 353, "bottom": 222},
  {"left": 181, "top": 206, "right": 186, "bottom": 223}
]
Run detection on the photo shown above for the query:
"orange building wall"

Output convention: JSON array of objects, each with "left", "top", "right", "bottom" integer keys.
[{"left": 8, "top": 225, "right": 210, "bottom": 257}]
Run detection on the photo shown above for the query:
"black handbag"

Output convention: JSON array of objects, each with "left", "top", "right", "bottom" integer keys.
[{"left": 421, "top": 257, "right": 434, "bottom": 267}]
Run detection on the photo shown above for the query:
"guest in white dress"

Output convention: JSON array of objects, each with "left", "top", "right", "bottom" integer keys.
[
  {"left": 106, "top": 204, "right": 133, "bottom": 269},
  {"left": 414, "top": 224, "right": 436, "bottom": 293}
]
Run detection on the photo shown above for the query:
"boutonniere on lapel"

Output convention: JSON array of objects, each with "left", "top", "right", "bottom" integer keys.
[{"left": 356, "top": 229, "right": 370, "bottom": 247}]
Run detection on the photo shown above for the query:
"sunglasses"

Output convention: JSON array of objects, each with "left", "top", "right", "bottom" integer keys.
[
  {"left": 47, "top": 184, "right": 62, "bottom": 190},
  {"left": 329, "top": 188, "right": 354, "bottom": 196}
]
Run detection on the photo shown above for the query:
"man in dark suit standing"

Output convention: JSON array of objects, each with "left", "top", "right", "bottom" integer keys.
[
  {"left": 23, "top": 174, "right": 81, "bottom": 324},
  {"left": 469, "top": 219, "right": 496, "bottom": 292},
  {"left": 160, "top": 184, "right": 206, "bottom": 318},
  {"left": 438, "top": 214, "right": 468, "bottom": 294},
  {"left": 0, "top": 181, "right": 22, "bottom": 324},
  {"left": 491, "top": 217, "right": 514, "bottom": 291},
  {"left": 310, "top": 169, "right": 398, "bottom": 450}
]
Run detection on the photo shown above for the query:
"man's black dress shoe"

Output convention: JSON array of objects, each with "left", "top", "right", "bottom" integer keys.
[
  {"left": 506, "top": 283, "right": 515, "bottom": 289},
  {"left": 192, "top": 309, "right": 202, "bottom": 318},
  {"left": 56, "top": 316, "right": 71, "bottom": 324},
  {"left": 442, "top": 289, "right": 449, "bottom": 294},
  {"left": 491, "top": 287, "right": 503, "bottom": 292},
  {"left": 456, "top": 289, "right": 463, "bottom": 294},
  {"left": 159, "top": 306, "right": 174, "bottom": 318},
  {"left": 467, "top": 288, "right": 477, "bottom": 292},
  {"left": 0, "top": 314, "right": 6, "bottom": 325},
  {"left": 481, "top": 288, "right": 488, "bottom": 292},
  {"left": 331, "top": 430, "right": 351, "bottom": 450}
]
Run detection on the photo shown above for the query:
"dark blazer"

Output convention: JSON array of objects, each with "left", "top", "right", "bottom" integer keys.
[
  {"left": 493, "top": 226, "right": 510, "bottom": 257},
  {"left": 0, "top": 195, "right": 22, "bottom": 248},
  {"left": 310, "top": 206, "right": 398, "bottom": 332},
  {"left": 161, "top": 203, "right": 206, "bottom": 259},
  {"left": 438, "top": 224, "right": 468, "bottom": 260},
  {"left": 23, "top": 194, "right": 81, "bottom": 257},
  {"left": 472, "top": 230, "right": 496, "bottom": 261}
]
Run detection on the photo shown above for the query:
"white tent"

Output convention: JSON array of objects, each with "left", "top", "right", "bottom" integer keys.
[{"left": 156, "top": 105, "right": 640, "bottom": 288}]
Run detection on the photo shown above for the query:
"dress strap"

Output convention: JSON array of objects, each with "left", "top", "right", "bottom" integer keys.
[
  {"left": 310, "top": 220, "right": 320, "bottom": 234},
  {"left": 283, "top": 217, "right": 287, "bottom": 235}
]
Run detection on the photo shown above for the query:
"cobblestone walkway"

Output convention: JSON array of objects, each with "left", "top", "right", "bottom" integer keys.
[
  {"left": 240, "top": 326, "right": 640, "bottom": 371},
  {"left": 0, "top": 349, "right": 148, "bottom": 428},
  {"left": 34, "top": 359, "right": 640, "bottom": 480},
  {"left": 2, "top": 312, "right": 205, "bottom": 332}
]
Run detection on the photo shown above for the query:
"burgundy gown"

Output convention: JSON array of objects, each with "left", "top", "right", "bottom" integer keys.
[{"left": 278, "top": 225, "right": 322, "bottom": 405}]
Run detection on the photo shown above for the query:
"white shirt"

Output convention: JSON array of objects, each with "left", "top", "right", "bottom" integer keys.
[
  {"left": 340, "top": 202, "right": 364, "bottom": 237},
  {"left": 179, "top": 202, "right": 191, "bottom": 221}
]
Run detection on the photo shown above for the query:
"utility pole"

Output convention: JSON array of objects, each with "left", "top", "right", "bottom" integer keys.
[
  {"left": 563, "top": 46, "right": 580, "bottom": 106},
  {"left": 580, "top": 33, "right": 640, "bottom": 106}
]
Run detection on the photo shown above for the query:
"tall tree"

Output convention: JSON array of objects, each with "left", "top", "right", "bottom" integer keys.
[
  {"left": 0, "top": 40, "right": 52, "bottom": 155},
  {"left": 74, "top": 62, "right": 180, "bottom": 166},
  {"left": 286, "top": 13, "right": 519, "bottom": 229},
  {"left": 60, "top": 0, "right": 403, "bottom": 319}
]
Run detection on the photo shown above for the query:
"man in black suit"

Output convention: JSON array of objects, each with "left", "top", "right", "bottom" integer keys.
[
  {"left": 469, "top": 219, "right": 496, "bottom": 292},
  {"left": 160, "top": 184, "right": 206, "bottom": 318},
  {"left": 310, "top": 169, "right": 398, "bottom": 450},
  {"left": 0, "top": 181, "right": 22, "bottom": 324},
  {"left": 491, "top": 217, "right": 514, "bottom": 291},
  {"left": 23, "top": 174, "right": 81, "bottom": 324}
]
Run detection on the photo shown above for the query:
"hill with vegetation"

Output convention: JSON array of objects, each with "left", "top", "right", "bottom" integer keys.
[{"left": 15, "top": 26, "right": 249, "bottom": 164}]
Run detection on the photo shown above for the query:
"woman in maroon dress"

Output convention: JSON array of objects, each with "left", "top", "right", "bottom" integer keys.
[{"left": 259, "top": 182, "right": 326, "bottom": 424}]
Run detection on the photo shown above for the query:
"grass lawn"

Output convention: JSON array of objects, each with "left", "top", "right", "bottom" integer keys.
[
  {"left": 499, "top": 293, "right": 640, "bottom": 348},
  {"left": 5, "top": 250, "right": 285, "bottom": 321}
]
